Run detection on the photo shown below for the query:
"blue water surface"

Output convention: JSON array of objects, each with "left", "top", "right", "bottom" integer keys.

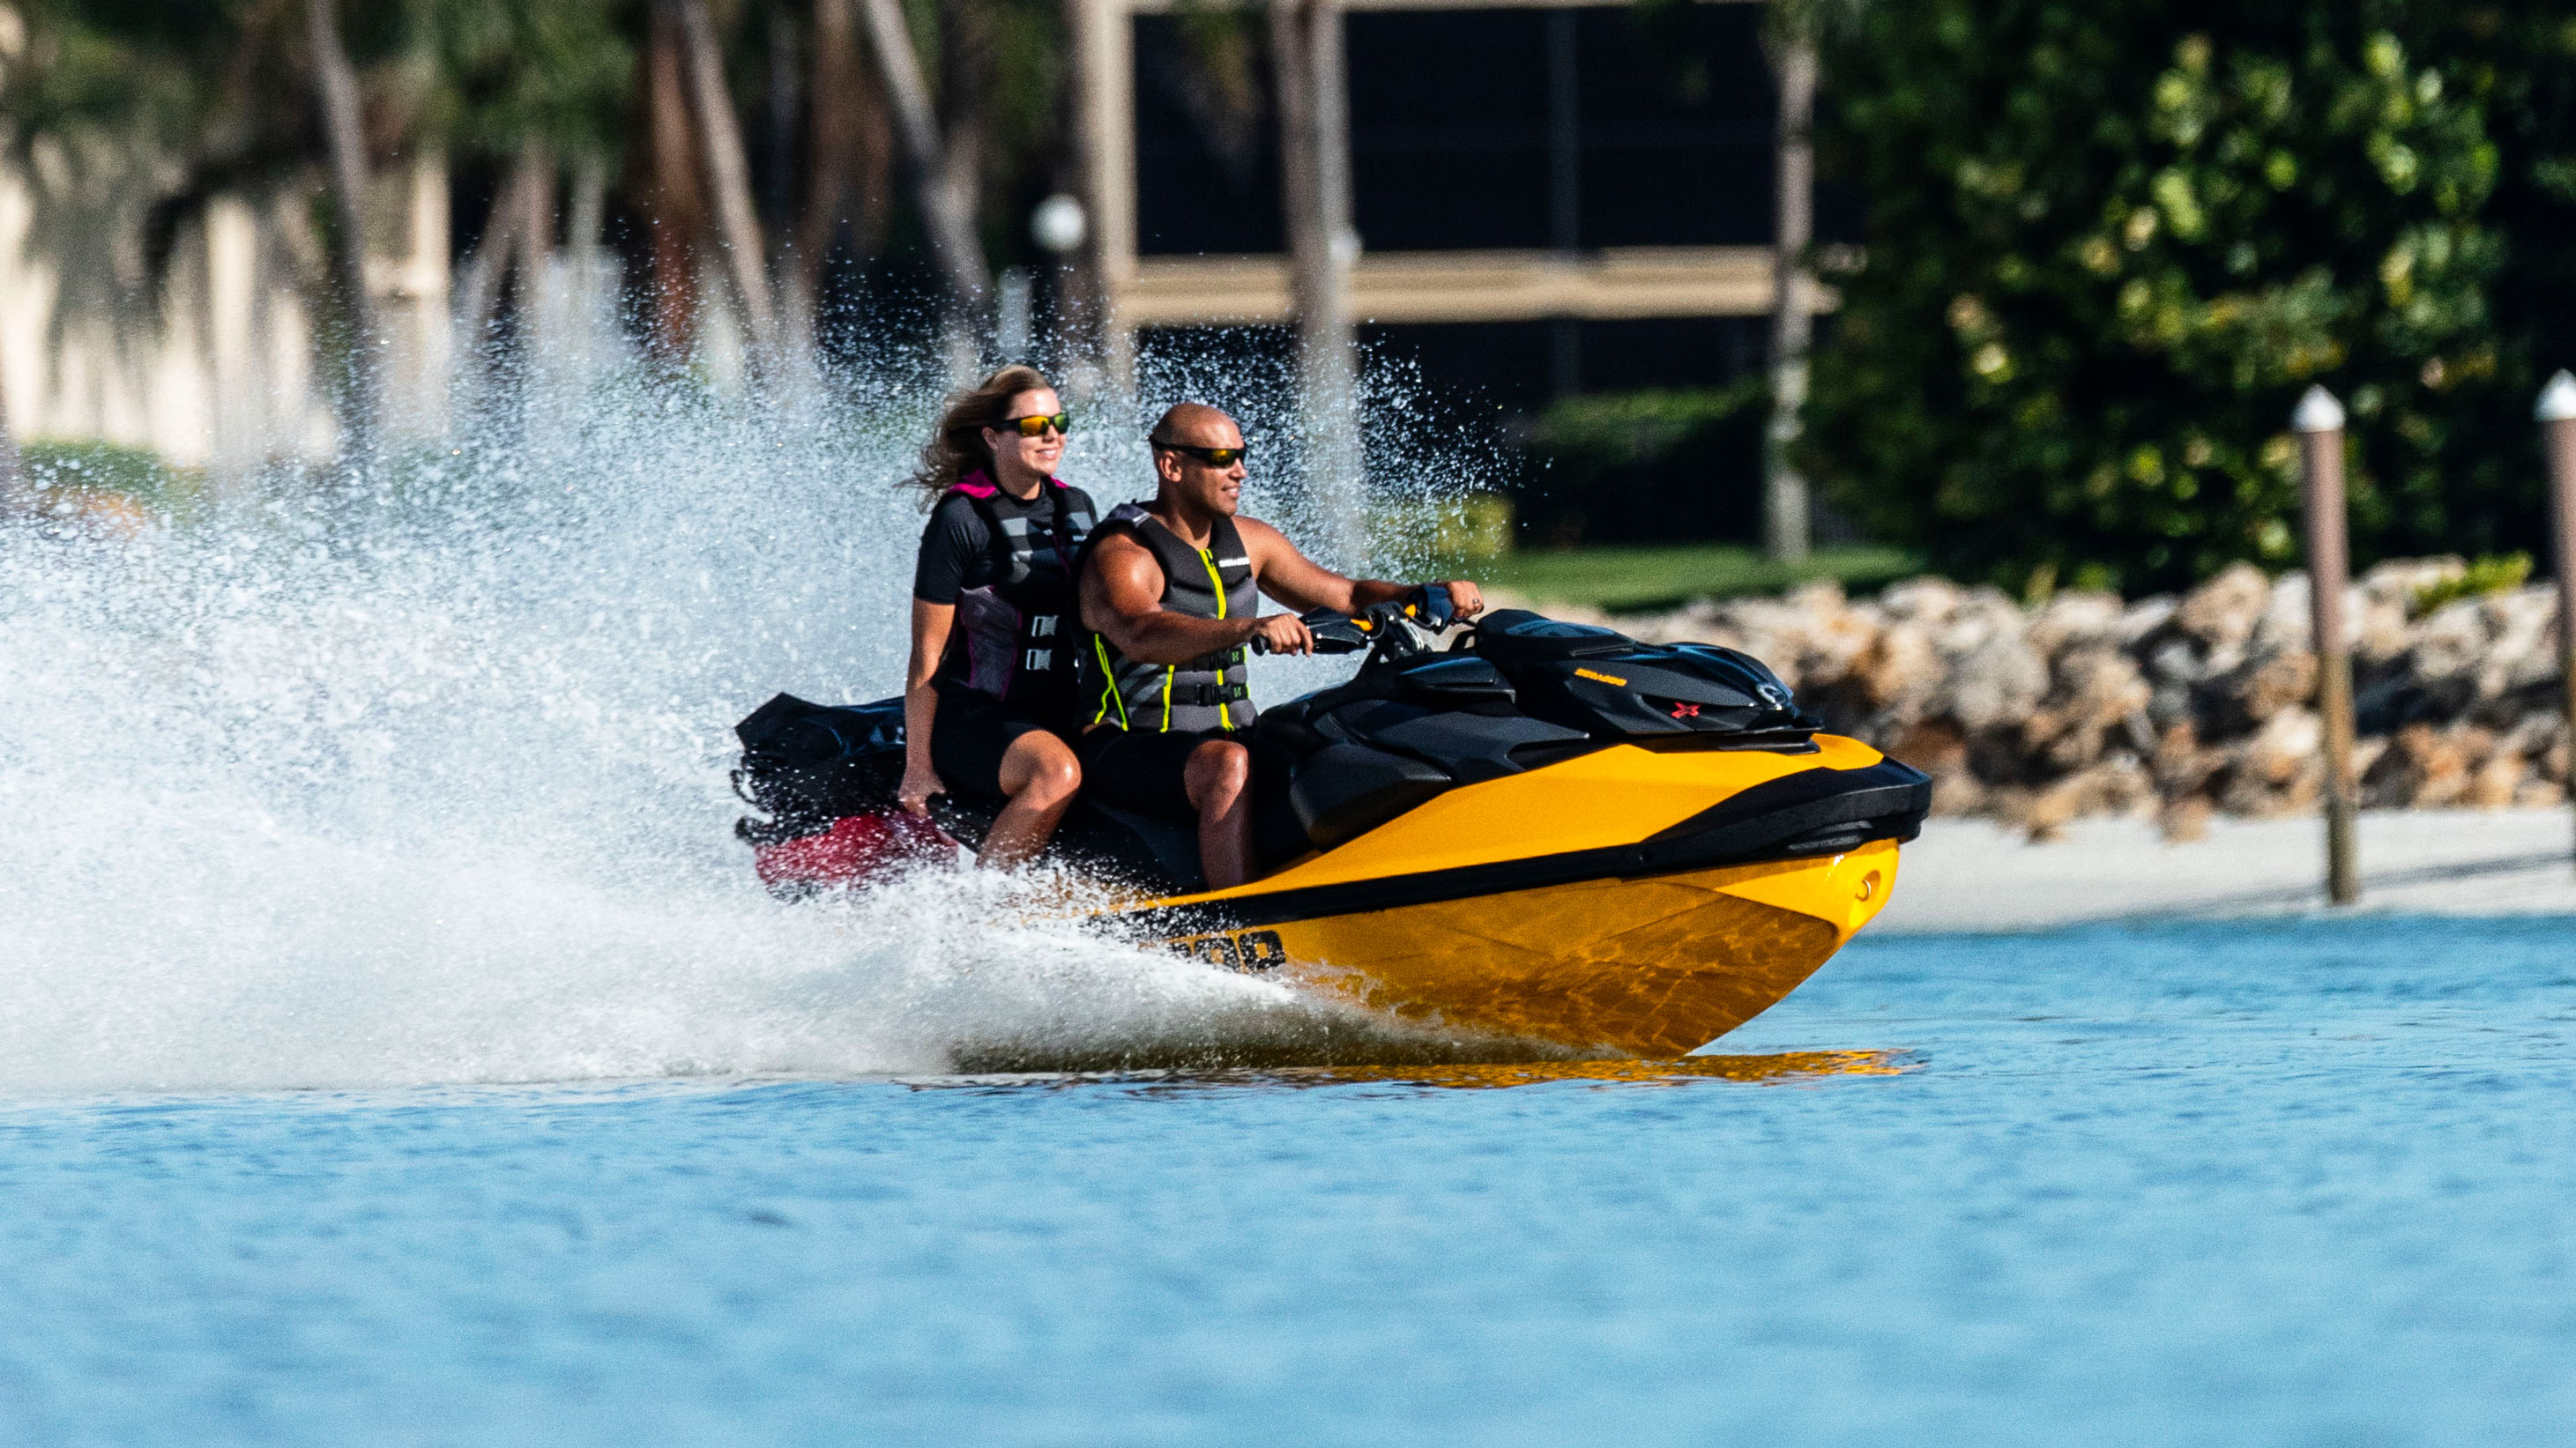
[{"left": 4, "top": 915, "right": 2572, "bottom": 1447}]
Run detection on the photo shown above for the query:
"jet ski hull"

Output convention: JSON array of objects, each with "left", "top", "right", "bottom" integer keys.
[
  {"left": 1106, "top": 735, "right": 1925, "bottom": 1058},
  {"left": 1150, "top": 842, "right": 1897, "bottom": 1058}
]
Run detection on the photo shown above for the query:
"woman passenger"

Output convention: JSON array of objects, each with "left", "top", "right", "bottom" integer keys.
[{"left": 898, "top": 365, "right": 1097, "bottom": 866}]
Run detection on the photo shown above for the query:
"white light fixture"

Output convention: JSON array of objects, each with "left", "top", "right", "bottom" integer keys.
[{"left": 1031, "top": 194, "right": 1087, "bottom": 255}]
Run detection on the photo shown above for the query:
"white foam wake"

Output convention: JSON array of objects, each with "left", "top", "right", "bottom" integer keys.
[{"left": 0, "top": 364, "right": 1507, "bottom": 1095}]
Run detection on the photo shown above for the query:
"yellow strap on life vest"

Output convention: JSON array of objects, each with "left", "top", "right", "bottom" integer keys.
[
  {"left": 1197, "top": 546, "right": 1234, "bottom": 730},
  {"left": 1092, "top": 635, "right": 1131, "bottom": 728}
]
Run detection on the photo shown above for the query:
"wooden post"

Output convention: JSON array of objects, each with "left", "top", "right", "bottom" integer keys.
[
  {"left": 2295, "top": 385, "right": 2360, "bottom": 906},
  {"left": 2538, "top": 369, "right": 2576, "bottom": 872}
]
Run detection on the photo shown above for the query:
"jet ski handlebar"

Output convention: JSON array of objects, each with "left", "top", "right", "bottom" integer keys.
[{"left": 1251, "top": 585, "right": 1457, "bottom": 657}]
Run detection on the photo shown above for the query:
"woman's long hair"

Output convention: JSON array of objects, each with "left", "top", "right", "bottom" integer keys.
[{"left": 906, "top": 364, "right": 1053, "bottom": 503}]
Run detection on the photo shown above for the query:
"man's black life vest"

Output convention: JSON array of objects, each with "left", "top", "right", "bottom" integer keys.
[
  {"left": 942, "top": 472, "right": 1096, "bottom": 720},
  {"left": 1078, "top": 503, "right": 1260, "bottom": 733}
]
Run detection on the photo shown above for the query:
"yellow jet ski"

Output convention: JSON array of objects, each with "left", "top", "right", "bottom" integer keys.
[{"left": 733, "top": 599, "right": 1930, "bottom": 1059}]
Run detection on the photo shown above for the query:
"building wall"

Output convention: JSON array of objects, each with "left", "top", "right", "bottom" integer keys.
[
  {"left": 1133, "top": 4, "right": 1783, "bottom": 258},
  {"left": 0, "top": 152, "right": 452, "bottom": 472},
  {"left": 1119, "top": 1, "right": 1826, "bottom": 423}
]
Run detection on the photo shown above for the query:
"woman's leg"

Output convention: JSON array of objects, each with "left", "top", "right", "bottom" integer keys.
[
  {"left": 979, "top": 729, "right": 1083, "bottom": 868},
  {"left": 1184, "top": 739, "right": 1254, "bottom": 888}
]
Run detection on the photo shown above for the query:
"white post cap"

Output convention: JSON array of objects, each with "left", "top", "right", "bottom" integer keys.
[
  {"left": 2292, "top": 385, "right": 2345, "bottom": 434},
  {"left": 2537, "top": 370, "right": 2576, "bottom": 423}
]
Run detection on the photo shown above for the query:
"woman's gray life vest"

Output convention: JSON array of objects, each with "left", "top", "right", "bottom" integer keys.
[
  {"left": 943, "top": 473, "right": 1096, "bottom": 721},
  {"left": 1079, "top": 504, "right": 1260, "bottom": 733}
]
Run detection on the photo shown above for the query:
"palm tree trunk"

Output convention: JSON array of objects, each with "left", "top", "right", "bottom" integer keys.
[
  {"left": 800, "top": 0, "right": 858, "bottom": 305},
  {"left": 668, "top": 0, "right": 784, "bottom": 368},
  {"left": 1270, "top": 0, "right": 1366, "bottom": 567},
  {"left": 1765, "top": 33, "right": 1818, "bottom": 564},
  {"left": 1053, "top": 0, "right": 1104, "bottom": 371},
  {"left": 644, "top": 4, "right": 708, "bottom": 368},
  {"left": 565, "top": 152, "right": 612, "bottom": 366},
  {"left": 515, "top": 144, "right": 556, "bottom": 278},
  {"left": 510, "top": 143, "right": 557, "bottom": 384},
  {"left": 451, "top": 206, "right": 518, "bottom": 355},
  {"left": 856, "top": 0, "right": 990, "bottom": 338},
  {"left": 800, "top": 0, "right": 898, "bottom": 298},
  {"left": 306, "top": 0, "right": 382, "bottom": 470},
  {"left": 454, "top": 146, "right": 547, "bottom": 357}
]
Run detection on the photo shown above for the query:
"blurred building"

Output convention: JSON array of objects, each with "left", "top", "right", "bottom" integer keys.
[
  {"left": 0, "top": 160, "right": 454, "bottom": 471},
  {"left": 1090, "top": 0, "right": 1828, "bottom": 414},
  {"left": 0, "top": 0, "right": 1819, "bottom": 494}
]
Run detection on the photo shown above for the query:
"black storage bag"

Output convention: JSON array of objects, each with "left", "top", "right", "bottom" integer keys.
[{"left": 733, "top": 694, "right": 908, "bottom": 837}]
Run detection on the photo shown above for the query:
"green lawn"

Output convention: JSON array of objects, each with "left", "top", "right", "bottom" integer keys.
[{"left": 1472, "top": 544, "right": 1923, "bottom": 613}]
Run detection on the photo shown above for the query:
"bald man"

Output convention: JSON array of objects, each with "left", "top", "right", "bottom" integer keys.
[{"left": 1075, "top": 403, "right": 1485, "bottom": 888}]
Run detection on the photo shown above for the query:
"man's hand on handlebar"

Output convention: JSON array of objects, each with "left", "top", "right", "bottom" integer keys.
[
  {"left": 1250, "top": 613, "right": 1314, "bottom": 657},
  {"left": 1435, "top": 581, "right": 1485, "bottom": 621},
  {"left": 1402, "top": 581, "right": 1487, "bottom": 629}
]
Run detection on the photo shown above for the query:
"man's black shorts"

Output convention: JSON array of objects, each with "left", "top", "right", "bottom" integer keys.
[
  {"left": 929, "top": 684, "right": 1060, "bottom": 802},
  {"left": 1076, "top": 726, "right": 1243, "bottom": 821}
]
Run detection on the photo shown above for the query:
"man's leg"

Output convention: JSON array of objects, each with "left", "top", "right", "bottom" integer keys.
[
  {"left": 979, "top": 730, "right": 1082, "bottom": 868},
  {"left": 1184, "top": 738, "right": 1254, "bottom": 888}
]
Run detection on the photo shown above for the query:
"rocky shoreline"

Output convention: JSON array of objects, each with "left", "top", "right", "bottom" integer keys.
[{"left": 1573, "top": 559, "right": 2572, "bottom": 839}]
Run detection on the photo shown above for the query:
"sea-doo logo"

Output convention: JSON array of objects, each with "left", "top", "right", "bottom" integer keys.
[
  {"left": 1166, "top": 928, "right": 1289, "bottom": 973},
  {"left": 1757, "top": 682, "right": 1791, "bottom": 708}
]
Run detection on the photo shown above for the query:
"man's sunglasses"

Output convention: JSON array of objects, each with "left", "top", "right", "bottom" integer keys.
[
  {"left": 1000, "top": 412, "right": 1071, "bottom": 438},
  {"left": 1153, "top": 442, "right": 1249, "bottom": 467}
]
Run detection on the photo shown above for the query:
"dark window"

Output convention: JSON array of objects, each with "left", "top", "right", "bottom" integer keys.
[
  {"left": 1135, "top": 6, "right": 1786, "bottom": 256},
  {"left": 1134, "top": 15, "right": 1285, "bottom": 255},
  {"left": 1346, "top": 11, "right": 1552, "bottom": 250},
  {"left": 1575, "top": 5, "right": 1776, "bottom": 248}
]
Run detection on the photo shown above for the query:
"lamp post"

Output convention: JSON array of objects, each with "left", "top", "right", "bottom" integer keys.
[
  {"left": 2295, "top": 385, "right": 2360, "bottom": 906},
  {"left": 1032, "top": 193, "right": 1087, "bottom": 378},
  {"left": 2537, "top": 369, "right": 2576, "bottom": 871}
]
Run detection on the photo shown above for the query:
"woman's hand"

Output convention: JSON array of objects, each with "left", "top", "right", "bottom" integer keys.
[{"left": 898, "top": 761, "right": 947, "bottom": 816}]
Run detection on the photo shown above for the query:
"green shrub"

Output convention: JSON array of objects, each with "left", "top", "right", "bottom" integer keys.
[
  {"left": 1805, "top": 1, "right": 2576, "bottom": 595},
  {"left": 23, "top": 440, "right": 195, "bottom": 511},
  {"left": 1381, "top": 490, "right": 1516, "bottom": 575},
  {"left": 2410, "top": 551, "right": 2531, "bottom": 614},
  {"left": 1516, "top": 382, "right": 1768, "bottom": 547}
]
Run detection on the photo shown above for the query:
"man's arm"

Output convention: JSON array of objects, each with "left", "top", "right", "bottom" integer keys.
[
  {"left": 1080, "top": 531, "right": 1312, "bottom": 665},
  {"left": 1238, "top": 518, "right": 1486, "bottom": 620}
]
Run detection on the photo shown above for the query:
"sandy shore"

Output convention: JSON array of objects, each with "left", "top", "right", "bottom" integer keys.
[{"left": 1876, "top": 808, "right": 2576, "bottom": 932}]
